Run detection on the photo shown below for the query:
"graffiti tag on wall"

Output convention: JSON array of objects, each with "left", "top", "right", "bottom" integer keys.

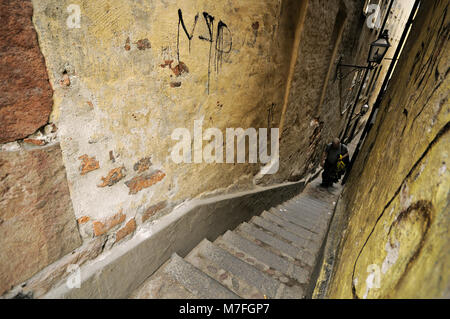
[{"left": 177, "top": 9, "right": 233, "bottom": 94}]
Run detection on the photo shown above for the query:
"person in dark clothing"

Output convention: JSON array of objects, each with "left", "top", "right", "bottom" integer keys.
[{"left": 320, "top": 138, "right": 349, "bottom": 187}]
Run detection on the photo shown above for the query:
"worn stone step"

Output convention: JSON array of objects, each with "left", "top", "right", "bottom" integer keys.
[
  {"left": 260, "top": 211, "right": 320, "bottom": 242},
  {"left": 130, "top": 272, "right": 197, "bottom": 299},
  {"left": 186, "top": 239, "right": 304, "bottom": 299},
  {"left": 286, "top": 202, "right": 331, "bottom": 218},
  {"left": 294, "top": 196, "right": 333, "bottom": 210},
  {"left": 164, "top": 253, "right": 239, "bottom": 299},
  {"left": 290, "top": 195, "right": 331, "bottom": 208},
  {"left": 236, "top": 222, "right": 315, "bottom": 268},
  {"left": 250, "top": 216, "right": 320, "bottom": 256},
  {"left": 270, "top": 206, "right": 329, "bottom": 230},
  {"left": 235, "top": 223, "right": 312, "bottom": 273},
  {"left": 280, "top": 201, "right": 331, "bottom": 219},
  {"left": 275, "top": 203, "right": 329, "bottom": 224},
  {"left": 213, "top": 238, "right": 307, "bottom": 298},
  {"left": 269, "top": 208, "right": 326, "bottom": 234},
  {"left": 186, "top": 242, "right": 266, "bottom": 299},
  {"left": 217, "top": 230, "right": 309, "bottom": 285},
  {"left": 281, "top": 200, "right": 332, "bottom": 220},
  {"left": 301, "top": 196, "right": 334, "bottom": 208}
]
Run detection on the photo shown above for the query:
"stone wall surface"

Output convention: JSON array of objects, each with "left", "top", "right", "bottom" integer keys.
[
  {"left": 0, "top": 0, "right": 54, "bottom": 144},
  {"left": 0, "top": 144, "right": 82, "bottom": 295},
  {"left": 263, "top": 0, "right": 366, "bottom": 184},
  {"left": 319, "top": 0, "right": 449, "bottom": 298}
]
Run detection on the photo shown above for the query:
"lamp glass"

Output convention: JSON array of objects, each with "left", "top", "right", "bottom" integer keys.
[{"left": 368, "top": 35, "right": 390, "bottom": 64}]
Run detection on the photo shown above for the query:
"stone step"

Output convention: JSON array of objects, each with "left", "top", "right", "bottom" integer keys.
[
  {"left": 275, "top": 202, "right": 329, "bottom": 222},
  {"left": 215, "top": 236, "right": 292, "bottom": 284},
  {"left": 164, "top": 253, "right": 239, "bottom": 299},
  {"left": 290, "top": 195, "right": 331, "bottom": 208},
  {"left": 268, "top": 208, "right": 327, "bottom": 234},
  {"left": 280, "top": 201, "right": 330, "bottom": 219},
  {"left": 294, "top": 196, "right": 333, "bottom": 210},
  {"left": 186, "top": 239, "right": 304, "bottom": 299},
  {"left": 250, "top": 216, "right": 320, "bottom": 256},
  {"left": 217, "top": 230, "right": 309, "bottom": 285},
  {"left": 186, "top": 241, "right": 266, "bottom": 299},
  {"left": 260, "top": 211, "right": 320, "bottom": 242},
  {"left": 130, "top": 272, "right": 197, "bottom": 299},
  {"left": 235, "top": 223, "right": 312, "bottom": 273},
  {"left": 281, "top": 200, "right": 332, "bottom": 219},
  {"left": 236, "top": 222, "right": 315, "bottom": 268},
  {"left": 186, "top": 239, "right": 271, "bottom": 298}
]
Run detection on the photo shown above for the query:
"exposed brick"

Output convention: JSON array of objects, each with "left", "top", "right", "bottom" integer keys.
[
  {"left": 77, "top": 216, "right": 90, "bottom": 224},
  {"left": 59, "top": 73, "right": 70, "bottom": 87},
  {"left": 78, "top": 155, "right": 100, "bottom": 176},
  {"left": 124, "top": 37, "right": 131, "bottom": 51},
  {"left": 136, "top": 38, "right": 151, "bottom": 50},
  {"left": 142, "top": 201, "right": 167, "bottom": 223},
  {"left": 171, "top": 62, "right": 189, "bottom": 76},
  {"left": 23, "top": 138, "right": 46, "bottom": 146},
  {"left": 0, "top": 0, "right": 53, "bottom": 143},
  {"left": 133, "top": 157, "right": 152, "bottom": 173},
  {"left": 92, "top": 210, "right": 126, "bottom": 236},
  {"left": 115, "top": 218, "right": 136, "bottom": 243},
  {"left": 160, "top": 60, "right": 174, "bottom": 68},
  {"left": 98, "top": 166, "right": 126, "bottom": 187},
  {"left": 170, "top": 81, "right": 182, "bottom": 88},
  {"left": 125, "top": 170, "right": 166, "bottom": 195},
  {"left": 109, "top": 151, "right": 115, "bottom": 163}
]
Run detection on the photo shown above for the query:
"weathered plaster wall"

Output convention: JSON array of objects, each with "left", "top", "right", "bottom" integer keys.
[
  {"left": 30, "top": 0, "right": 307, "bottom": 236},
  {"left": 317, "top": 0, "right": 449, "bottom": 298}
]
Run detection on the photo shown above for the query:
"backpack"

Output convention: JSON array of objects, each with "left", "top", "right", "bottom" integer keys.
[{"left": 336, "top": 144, "right": 348, "bottom": 172}]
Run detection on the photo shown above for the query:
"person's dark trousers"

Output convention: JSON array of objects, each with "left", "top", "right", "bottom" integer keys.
[{"left": 321, "top": 161, "right": 336, "bottom": 187}]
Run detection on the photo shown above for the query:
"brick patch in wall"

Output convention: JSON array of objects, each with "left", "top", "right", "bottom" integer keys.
[
  {"left": 92, "top": 210, "right": 126, "bottom": 237},
  {"left": 125, "top": 170, "right": 166, "bottom": 195}
]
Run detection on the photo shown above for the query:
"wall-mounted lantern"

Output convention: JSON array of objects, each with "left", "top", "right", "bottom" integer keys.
[
  {"left": 367, "top": 30, "right": 391, "bottom": 64},
  {"left": 337, "top": 30, "right": 392, "bottom": 142},
  {"left": 336, "top": 30, "right": 392, "bottom": 73}
]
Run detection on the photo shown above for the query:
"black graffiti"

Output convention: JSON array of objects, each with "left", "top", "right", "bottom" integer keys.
[
  {"left": 177, "top": 9, "right": 232, "bottom": 94},
  {"left": 215, "top": 21, "right": 232, "bottom": 75},
  {"left": 177, "top": 9, "right": 198, "bottom": 60},
  {"left": 198, "top": 12, "right": 215, "bottom": 94},
  {"left": 198, "top": 12, "right": 215, "bottom": 43}
]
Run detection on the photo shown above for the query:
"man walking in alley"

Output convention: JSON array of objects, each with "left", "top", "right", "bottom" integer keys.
[{"left": 320, "top": 138, "right": 349, "bottom": 188}]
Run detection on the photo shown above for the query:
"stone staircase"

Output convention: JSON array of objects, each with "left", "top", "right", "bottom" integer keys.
[{"left": 130, "top": 179, "right": 339, "bottom": 299}]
